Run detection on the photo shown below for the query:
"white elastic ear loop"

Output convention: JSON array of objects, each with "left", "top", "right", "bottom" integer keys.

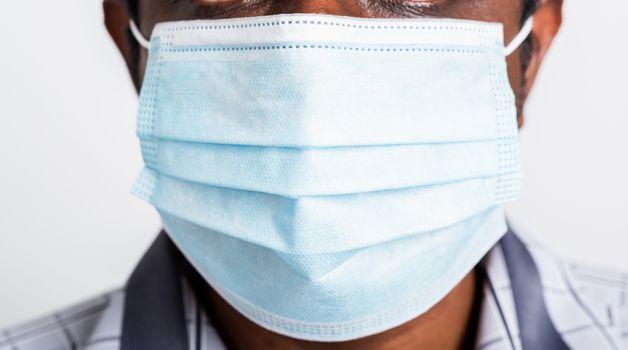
[
  {"left": 504, "top": 16, "right": 534, "bottom": 56},
  {"left": 129, "top": 20, "right": 151, "bottom": 50}
]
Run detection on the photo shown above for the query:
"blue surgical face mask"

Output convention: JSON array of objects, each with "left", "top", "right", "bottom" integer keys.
[{"left": 130, "top": 13, "right": 531, "bottom": 342}]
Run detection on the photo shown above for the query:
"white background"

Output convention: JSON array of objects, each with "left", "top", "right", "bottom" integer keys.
[{"left": 0, "top": 1, "right": 626, "bottom": 328}]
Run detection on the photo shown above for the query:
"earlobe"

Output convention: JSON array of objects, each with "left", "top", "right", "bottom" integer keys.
[
  {"left": 523, "top": 0, "right": 563, "bottom": 102},
  {"left": 517, "top": 0, "right": 562, "bottom": 128},
  {"left": 103, "top": 0, "right": 140, "bottom": 90}
]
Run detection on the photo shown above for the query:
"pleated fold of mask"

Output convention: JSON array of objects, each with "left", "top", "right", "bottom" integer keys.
[
  {"left": 130, "top": 13, "right": 526, "bottom": 342},
  {"left": 133, "top": 168, "right": 517, "bottom": 255}
]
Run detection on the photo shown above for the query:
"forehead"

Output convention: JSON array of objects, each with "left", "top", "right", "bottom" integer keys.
[{"left": 134, "top": 0, "right": 523, "bottom": 25}]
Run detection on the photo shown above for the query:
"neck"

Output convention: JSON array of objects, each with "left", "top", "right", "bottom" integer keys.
[{"left": 183, "top": 260, "right": 483, "bottom": 350}]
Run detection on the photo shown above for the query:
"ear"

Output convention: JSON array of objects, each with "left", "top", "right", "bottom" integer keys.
[
  {"left": 103, "top": 0, "right": 140, "bottom": 91},
  {"left": 519, "top": 0, "right": 563, "bottom": 127}
]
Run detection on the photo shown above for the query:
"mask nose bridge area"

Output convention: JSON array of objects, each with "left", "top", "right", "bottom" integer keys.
[{"left": 129, "top": 15, "right": 533, "bottom": 56}]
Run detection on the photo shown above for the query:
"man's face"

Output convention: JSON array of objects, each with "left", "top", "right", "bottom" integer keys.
[{"left": 105, "top": 0, "right": 562, "bottom": 126}]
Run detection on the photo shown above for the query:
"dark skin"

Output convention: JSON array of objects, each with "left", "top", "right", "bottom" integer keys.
[{"left": 104, "top": 0, "right": 562, "bottom": 349}]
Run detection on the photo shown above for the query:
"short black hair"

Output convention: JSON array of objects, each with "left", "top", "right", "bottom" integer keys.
[
  {"left": 522, "top": 0, "right": 539, "bottom": 23},
  {"left": 126, "top": 0, "right": 138, "bottom": 20}
]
